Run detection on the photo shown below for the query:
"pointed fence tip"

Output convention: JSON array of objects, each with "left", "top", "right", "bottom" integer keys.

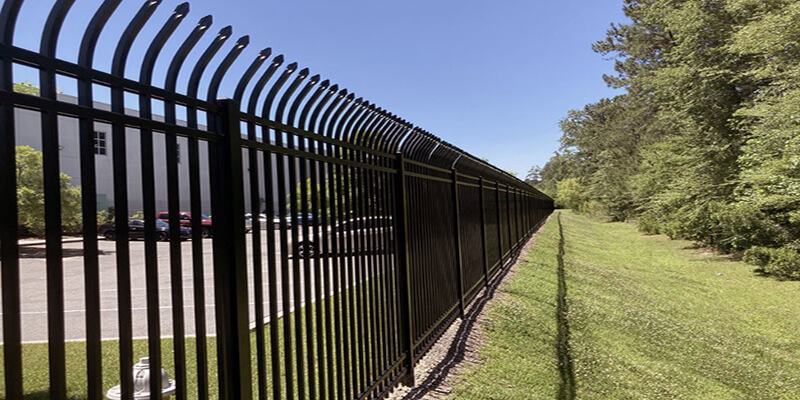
[
  {"left": 198, "top": 15, "right": 213, "bottom": 28},
  {"left": 174, "top": 2, "right": 190, "bottom": 15},
  {"left": 219, "top": 25, "right": 233, "bottom": 38},
  {"left": 236, "top": 35, "right": 250, "bottom": 47}
]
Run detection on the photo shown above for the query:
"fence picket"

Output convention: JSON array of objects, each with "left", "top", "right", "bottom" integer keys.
[{"left": 0, "top": 1, "right": 552, "bottom": 398}]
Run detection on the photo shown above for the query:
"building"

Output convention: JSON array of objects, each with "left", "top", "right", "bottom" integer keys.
[{"left": 14, "top": 93, "right": 293, "bottom": 216}]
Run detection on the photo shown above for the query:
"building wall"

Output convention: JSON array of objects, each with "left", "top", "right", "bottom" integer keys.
[
  {"left": 14, "top": 95, "right": 213, "bottom": 215},
  {"left": 13, "top": 95, "right": 308, "bottom": 218}
]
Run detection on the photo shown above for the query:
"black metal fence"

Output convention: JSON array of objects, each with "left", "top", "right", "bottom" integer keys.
[{"left": 0, "top": 1, "right": 553, "bottom": 399}]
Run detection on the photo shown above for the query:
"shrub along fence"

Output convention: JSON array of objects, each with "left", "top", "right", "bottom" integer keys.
[{"left": 0, "top": 1, "right": 553, "bottom": 399}]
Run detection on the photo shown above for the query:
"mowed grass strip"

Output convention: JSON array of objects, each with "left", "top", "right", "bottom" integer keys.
[
  {"left": 448, "top": 214, "right": 562, "bottom": 399},
  {"left": 450, "top": 211, "right": 800, "bottom": 399}
]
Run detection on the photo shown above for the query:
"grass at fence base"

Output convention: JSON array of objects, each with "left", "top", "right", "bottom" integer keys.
[
  {"left": 446, "top": 211, "right": 562, "bottom": 399},
  {"left": 0, "top": 283, "right": 392, "bottom": 399},
  {"left": 0, "top": 331, "right": 220, "bottom": 399},
  {"left": 448, "top": 211, "right": 800, "bottom": 399}
]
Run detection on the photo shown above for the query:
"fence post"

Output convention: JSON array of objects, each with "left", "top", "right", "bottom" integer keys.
[
  {"left": 210, "top": 99, "right": 252, "bottom": 400},
  {"left": 514, "top": 188, "right": 521, "bottom": 246},
  {"left": 452, "top": 169, "right": 466, "bottom": 318},
  {"left": 524, "top": 193, "right": 530, "bottom": 236},
  {"left": 0, "top": 2, "right": 23, "bottom": 394},
  {"left": 495, "top": 181, "right": 503, "bottom": 268},
  {"left": 479, "top": 177, "right": 489, "bottom": 287},
  {"left": 506, "top": 185, "right": 513, "bottom": 256},
  {"left": 394, "top": 152, "right": 415, "bottom": 386}
]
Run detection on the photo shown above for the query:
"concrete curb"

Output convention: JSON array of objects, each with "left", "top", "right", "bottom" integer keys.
[{"left": 18, "top": 237, "right": 92, "bottom": 247}]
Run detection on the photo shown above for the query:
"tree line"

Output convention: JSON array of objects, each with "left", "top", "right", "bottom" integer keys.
[{"left": 534, "top": 0, "right": 800, "bottom": 279}]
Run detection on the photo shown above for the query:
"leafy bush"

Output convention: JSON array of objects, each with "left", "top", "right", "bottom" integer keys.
[
  {"left": 97, "top": 209, "right": 113, "bottom": 223},
  {"left": 743, "top": 246, "right": 800, "bottom": 280},
  {"left": 637, "top": 211, "right": 662, "bottom": 235},
  {"left": 707, "top": 202, "right": 791, "bottom": 253},
  {"left": 16, "top": 146, "right": 82, "bottom": 236},
  {"left": 555, "top": 178, "right": 586, "bottom": 210},
  {"left": 639, "top": 201, "right": 716, "bottom": 244},
  {"left": 578, "top": 200, "right": 604, "bottom": 217},
  {"left": 602, "top": 195, "right": 635, "bottom": 222},
  {"left": 636, "top": 200, "right": 791, "bottom": 253}
]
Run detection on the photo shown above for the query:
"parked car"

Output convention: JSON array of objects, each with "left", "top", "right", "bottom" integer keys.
[
  {"left": 245, "top": 213, "right": 268, "bottom": 231},
  {"left": 295, "top": 213, "right": 317, "bottom": 226},
  {"left": 273, "top": 215, "right": 292, "bottom": 230},
  {"left": 242, "top": 214, "right": 249, "bottom": 232},
  {"left": 272, "top": 213, "right": 316, "bottom": 230},
  {"left": 294, "top": 216, "right": 393, "bottom": 258},
  {"left": 99, "top": 219, "right": 191, "bottom": 241},
  {"left": 157, "top": 211, "right": 212, "bottom": 238}
]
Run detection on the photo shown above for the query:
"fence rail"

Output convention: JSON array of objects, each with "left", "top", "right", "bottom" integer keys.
[{"left": 0, "top": 1, "right": 553, "bottom": 399}]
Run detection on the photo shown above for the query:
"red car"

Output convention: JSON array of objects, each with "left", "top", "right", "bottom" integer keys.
[{"left": 157, "top": 211, "right": 213, "bottom": 238}]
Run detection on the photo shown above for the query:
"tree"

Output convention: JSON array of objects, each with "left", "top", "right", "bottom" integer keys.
[
  {"left": 16, "top": 146, "right": 82, "bottom": 236},
  {"left": 525, "top": 166, "right": 542, "bottom": 186},
  {"left": 13, "top": 81, "right": 39, "bottom": 96},
  {"left": 555, "top": 178, "right": 586, "bottom": 210},
  {"left": 537, "top": 0, "right": 800, "bottom": 278},
  {"left": 290, "top": 169, "right": 392, "bottom": 221}
]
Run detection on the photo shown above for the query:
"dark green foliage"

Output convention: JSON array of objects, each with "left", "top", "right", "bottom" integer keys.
[
  {"left": 524, "top": 165, "right": 542, "bottom": 186},
  {"left": 97, "top": 209, "right": 113, "bottom": 223},
  {"left": 743, "top": 247, "right": 800, "bottom": 280},
  {"left": 535, "top": 0, "right": 800, "bottom": 279}
]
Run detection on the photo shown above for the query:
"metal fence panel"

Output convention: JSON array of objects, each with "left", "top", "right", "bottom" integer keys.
[{"left": 0, "top": 1, "right": 553, "bottom": 398}]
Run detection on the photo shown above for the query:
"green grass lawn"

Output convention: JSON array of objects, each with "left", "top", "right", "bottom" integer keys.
[
  {"left": 2, "top": 334, "right": 220, "bottom": 400},
  {"left": 449, "top": 211, "right": 800, "bottom": 399},
  {"left": 0, "top": 283, "right": 387, "bottom": 399}
]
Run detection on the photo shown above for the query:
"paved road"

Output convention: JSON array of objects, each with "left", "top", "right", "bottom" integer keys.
[{"left": 0, "top": 232, "right": 342, "bottom": 343}]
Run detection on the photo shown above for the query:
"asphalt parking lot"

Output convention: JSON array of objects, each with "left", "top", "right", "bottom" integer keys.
[{"left": 1, "top": 233, "right": 322, "bottom": 343}]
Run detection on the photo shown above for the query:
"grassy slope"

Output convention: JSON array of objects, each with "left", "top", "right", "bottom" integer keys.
[
  {"left": 450, "top": 211, "right": 800, "bottom": 399},
  {"left": 449, "top": 213, "right": 562, "bottom": 399}
]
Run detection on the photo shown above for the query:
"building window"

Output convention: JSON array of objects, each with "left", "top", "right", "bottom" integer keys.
[
  {"left": 176, "top": 143, "right": 181, "bottom": 164},
  {"left": 94, "top": 131, "right": 106, "bottom": 155}
]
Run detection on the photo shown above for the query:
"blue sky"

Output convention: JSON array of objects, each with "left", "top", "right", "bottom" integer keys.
[{"left": 12, "top": 0, "right": 625, "bottom": 177}]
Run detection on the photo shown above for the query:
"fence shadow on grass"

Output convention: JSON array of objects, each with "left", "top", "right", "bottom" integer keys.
[
  {"left": 401, "top": 235, "right": 532, "bottom": 400},
  {"left": 555, "top": 213, "right": 576, "bottom": 400}
]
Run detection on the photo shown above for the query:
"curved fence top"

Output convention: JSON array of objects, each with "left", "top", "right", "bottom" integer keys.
[
  {"left": 0, "top": 2, "right": 555, "bottom": 399},
  {"left": 1, "top": 0, "right": 551, "bottom": 200}
]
